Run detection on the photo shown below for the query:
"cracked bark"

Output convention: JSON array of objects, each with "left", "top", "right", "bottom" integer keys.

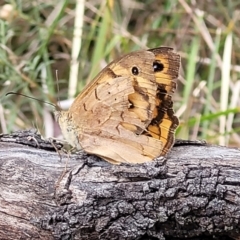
[{"left": 0, "top": 130, "right": 240, "bottom": 240}]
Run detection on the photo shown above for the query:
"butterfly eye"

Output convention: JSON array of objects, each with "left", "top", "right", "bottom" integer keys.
[
  {"left": 153, "top": 61, "right": 164, "bottom": 72},
  {"left": 132, "top": 66, "right": 139, "bottom": 75}
]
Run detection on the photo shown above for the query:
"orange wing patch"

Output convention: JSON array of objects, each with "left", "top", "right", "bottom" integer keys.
[{"left": 146, "top": 47, "right": 180, "bottom": 155}]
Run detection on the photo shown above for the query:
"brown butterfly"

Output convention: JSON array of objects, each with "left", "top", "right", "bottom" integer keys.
[{"left": 56, "top": 47, "right": 180, "bottom": 164}]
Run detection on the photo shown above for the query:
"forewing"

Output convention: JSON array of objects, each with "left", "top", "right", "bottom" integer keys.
[
  {"left": 108, "top": 51, "right": 157, "bottom": 133},
  {"left": 146, "top": 47, "right": 180, "bottom": 155}
]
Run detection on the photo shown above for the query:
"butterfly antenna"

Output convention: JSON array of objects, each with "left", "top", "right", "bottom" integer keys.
[{"left": 6, "top": 92, "right": 56, "bottom": 108}]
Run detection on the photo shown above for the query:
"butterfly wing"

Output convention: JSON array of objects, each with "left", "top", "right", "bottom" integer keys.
[
  {"left": 70, "top": 50, "right": 159, "bottom": 135},
  {"left": 145, "top": 47, "right": 180, "bottom": 155},
  {"left": 73, "top": 75, "right": 163, "bottom": 164},
  {"left": 66, "top": 50, "right": 164, "bottom": 163},
  {"left": 108, "top": 50, "right": 158, "bottom": 131},
  {"left": 57, "top": 47, "right": 180, "bottom": 164}
]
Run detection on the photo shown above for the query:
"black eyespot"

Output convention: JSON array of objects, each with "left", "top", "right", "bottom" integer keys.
[
  {"left": 153, "top": 61, "right": 164, "bottom": 72},
  {"left": 132, "top": 66, "right": 139, "bottom": 75}
]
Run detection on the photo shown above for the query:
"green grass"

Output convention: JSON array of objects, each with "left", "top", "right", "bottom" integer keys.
[{"left": 0, "top": 0, "right": 239, "bottom": 147}]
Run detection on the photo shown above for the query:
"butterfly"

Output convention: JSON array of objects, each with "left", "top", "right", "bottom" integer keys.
[{"left": 56, "top": 47, "right": 180, "bottom": 164}]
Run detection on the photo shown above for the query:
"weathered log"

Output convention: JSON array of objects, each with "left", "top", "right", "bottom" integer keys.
[{"left": 0, "top": 130, "right": 240, "bottom": 240}]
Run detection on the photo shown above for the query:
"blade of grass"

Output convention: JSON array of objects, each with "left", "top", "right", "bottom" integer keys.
[
  {"left": 226, "top": 80, "right": 240, "bottom": 137},
  {"left": 87, "top": 1, "right": 112, "bottom": 81},
  {"left": 36, "top": 0, "right": 70, "bottom": 95},
  {"left": 201, "top": 28, "right": 221, "bottom": 139},
  {"left": 0, "top": 104, "right": 7, "bottom": 133},
  {"left": 68, "top": 0, "right": 85, "bottom": 99},
  {"left": 178, "top": 35, "right": 200, "bottom": 139},
  {"left": 219, "top": 32, "right": 232, "bottom": 145},
  {"left": 188, "top": 108, "right": 238, "bottom": 126}
]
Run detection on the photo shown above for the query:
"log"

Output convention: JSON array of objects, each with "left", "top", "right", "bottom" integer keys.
[{"left": 0, "top": 129, "right": 240, "bottom": 240}]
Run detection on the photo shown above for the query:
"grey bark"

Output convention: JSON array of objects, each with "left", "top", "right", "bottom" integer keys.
[{"left": 0, "top": 129, "right": 240, "bottom": 240}]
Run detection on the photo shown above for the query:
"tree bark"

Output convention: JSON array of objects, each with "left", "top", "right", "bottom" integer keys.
[{"left": 0, "top": 130, "right": 240, "bottom": 240}]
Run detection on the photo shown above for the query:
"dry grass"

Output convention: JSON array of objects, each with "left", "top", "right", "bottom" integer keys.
[{"left": 0, "top": 0, "right": 240, "bottom": 147}]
